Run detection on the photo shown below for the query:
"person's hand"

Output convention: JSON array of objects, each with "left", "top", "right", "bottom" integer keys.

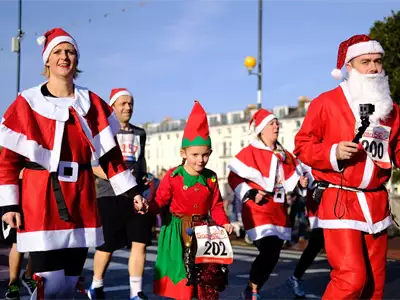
[
  {"left": 336, "top": 141, "right": 359, "bottom": 161},
  {"left": 223, "top": 223, "right": 234, "bottom": 235},
  {"left": 133, "top": 195, "right": 148, "bottom": 214},
  {"left": 299, "top": 176, "right": 309, "bottom": 188},
  {"left": 255, "top": 190, "right": 267, "bottom": 204},
  {"left": 2, "top": 212, "right": 22, "bottom": 229}
]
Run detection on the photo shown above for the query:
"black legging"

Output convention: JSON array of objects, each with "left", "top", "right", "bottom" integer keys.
[
  {"left": 249, "top": 235, "right": 284, "bottom": 288},
  {"left": 293, "top": 228, "right": 325, "bottom": 279}
]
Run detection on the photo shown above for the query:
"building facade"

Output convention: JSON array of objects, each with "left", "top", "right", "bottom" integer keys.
[{"left": 139, "top": 97, "right": 311, "bottom": 200}]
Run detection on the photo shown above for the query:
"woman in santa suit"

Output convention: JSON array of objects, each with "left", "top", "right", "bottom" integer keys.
[
  {"left": 228, "top": 109, "right": 308, "bottom": 300},
  {"left": 0, "top": 28, "right": 145, "bottom": 299}
]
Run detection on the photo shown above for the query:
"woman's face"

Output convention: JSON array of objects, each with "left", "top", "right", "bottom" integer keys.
[
  {"left": 46, "top": 42, "right": 77, "bottom": 80},
  {"left": 260, "top": 118, "right": 279, "bottom": 144}
]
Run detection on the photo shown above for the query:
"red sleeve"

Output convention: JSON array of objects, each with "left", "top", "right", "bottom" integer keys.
[
  {"left": 294, "top": 97, "right": 342, "bottom": 172},
  {"left": 210, "top": 175, "right": 230, "bottom": 226},
  {"left": 99, "top": 141, "right": 138, "bottom": 195},
  {"left": 0, "top": 148, "right": 25, "bottom": 207},
  {"left": 149, "top": 171, "right": 173, "bottom": 215},
  {"left": 228, "top": 171, "right": 252, "bottom": 202},
  {"left": 391, "top": 105, "right": 400, "bottom": 168}
]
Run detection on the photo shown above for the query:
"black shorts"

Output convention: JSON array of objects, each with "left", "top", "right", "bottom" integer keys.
[
  {"left": 30, "top": 248, "right": 88, "bottom": 276},
  {"left": 96, "top": 196, "right": 153, "bottom": 253}
]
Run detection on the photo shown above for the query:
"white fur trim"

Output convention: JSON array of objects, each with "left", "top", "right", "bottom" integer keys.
[
  {"left": 283, "top": 162, "right": 303, "bottom": 193},
  {"left": 0, "top": 124, "right": 52, "bottom": 171},
  {"left": 345, "top": 40, "right": 384, "bottom": 63},
  {"left": 42, "top": 36, "right": 79, "bottom": 64},
  {"left": 255, "top": 114, "right": 277, "bottom": 135},
  {"left": 49, "top": 121, "right": 65, "bottom": 172},
  {"left": 109, "top": 169, "right": 137, "bottom": 195},
  {"left": 308, "top": 216, "right": 319, "bottom": 230},
  {"left": 234, "top": 182, "right": 252, "bottom": 203},
  {"left": 16, "top": 227, "right": 104, "bottom": 252},
  {"left": 228, "top": 156, "right": 276, "bottom": 193},
  {"left": 36, "top": 35, "right": 46, "bottom": 46},
  {"left": 331, "top": 68, "right": 343, "bottom": 80},
  {"left": 109, "top": 90, "right": 132, "bottom": 106},
  {"left": 0, "top": 185, "right": 20, "bottom": 206},
  {"left": 356, "top": 192, "right": 374, "bottom": 234},
  {"left": 358, "top": 155, "right": 374, "bottom": 189},
  {"left": 318, "top": 215, "right": 391, "bottom": 234},
  {"left": 246, "top": 224, "right": 291, "bottom": 241},
  {"left": 22, "top": 84, "right": 91, "bottom": 122},
  {"left": 330, "top": 144, "right": 343, "bottom": 172}
]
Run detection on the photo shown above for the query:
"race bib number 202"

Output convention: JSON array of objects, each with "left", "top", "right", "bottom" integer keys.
[
  {"left": 195, "top": 225, "right": 233, "bottom": 265},
  {"left": 359, "top": 125, "right": 391, "bottom": 169}
]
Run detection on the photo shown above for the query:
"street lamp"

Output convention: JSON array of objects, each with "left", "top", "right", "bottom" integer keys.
[
  {"left": 244, "top": 0, "right": 263, "bottom": 110},
  {"left": 11, "top": 0, "right": 23, "bottom": 96}
]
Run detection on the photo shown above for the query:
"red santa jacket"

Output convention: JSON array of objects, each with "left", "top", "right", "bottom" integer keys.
[
  {"left": 150, "top": 167, "right": 229, "bottom": 226},
  {"left": 228, "top": 140, "right": 304, "bottom": 241},
  {"left": 294, "top": 82, "right": 400, "bottom": 234},
  {"left": 0, "top": 84, "right": 137, "bottom": 252}
]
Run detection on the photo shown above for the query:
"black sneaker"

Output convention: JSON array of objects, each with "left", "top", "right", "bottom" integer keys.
[
  {"left": 21, "top": 272, "right": 37, "bottom": 295},
  {"left": 131, "top": 292, "right": 149, "bottom": 300},
  {"left": 87, "top": 286, "right": 105, "bottom": 300},
  {"left": 5, "top": 281, "right": 20, "bottom": 300}
]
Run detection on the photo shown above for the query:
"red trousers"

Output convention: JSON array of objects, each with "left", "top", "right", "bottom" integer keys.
[{"left": 322, "top": 229, "right": 387, "bottom": 300}]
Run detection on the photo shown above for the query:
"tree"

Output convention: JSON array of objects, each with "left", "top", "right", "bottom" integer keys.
[{"left": 369, "top": 10, "right": 400, "bottom": 102}]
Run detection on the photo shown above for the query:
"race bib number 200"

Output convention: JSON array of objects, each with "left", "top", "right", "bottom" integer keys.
[
  {"left": 360, "top": 125, "right": 391, "bottom": 169},
  {"left": 195, "top": 225, "right": 233, "bottom": 265}
]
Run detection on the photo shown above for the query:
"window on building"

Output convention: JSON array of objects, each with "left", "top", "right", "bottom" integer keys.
[
  {"left": 223, "top": 142, "right": 227, "bottom": 156},
  {"left": 281, "top": 137, "right": 284, "bottom": 144},
  {"left": 167, "top": 134, "right": 170, "bottom": 140},
  {"left": 223, "top": 162, "right": 227, "bottom": 177},
  {"left": 209, "top": 116, "right": 218, "bottom": 126},
  {"left": 227, "top": 128, "right": 232, "bottom": 134},
  {"left": 240, "top": 140, "right": 245, "bottom": 148},
  {"left": 158, "top": 135, "right": 161, "bottom": 141},
  {"left": 228, "top": 141, "right": 232, "bottom": 156},
  {"left": 296, "top": 120, "right": 301, "bottom": 127},
  {"left": 242, "top": 126, "right": 246, "bottom": 132},
  {"left": 232, "top": 113, "right": 241, "bottom": 123},
  {"left": 217, "top": 129, "right": 221, "bottom": 134},
  {"left": 176, "top": 133, "right": 179, "bottom": 139}
]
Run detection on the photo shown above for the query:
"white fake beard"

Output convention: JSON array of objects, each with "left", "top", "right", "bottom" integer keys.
[{"left": 346, "top": 68, "right": 393, "bottom": 125}]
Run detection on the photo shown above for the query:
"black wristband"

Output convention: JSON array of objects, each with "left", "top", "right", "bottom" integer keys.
[{"left": 2, "top": 205, "right": 20, "bottom": 214}]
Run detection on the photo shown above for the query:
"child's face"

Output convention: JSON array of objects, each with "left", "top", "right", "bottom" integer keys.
[{"left": 181, "top": 146, "right": 212, "bottom": 174}]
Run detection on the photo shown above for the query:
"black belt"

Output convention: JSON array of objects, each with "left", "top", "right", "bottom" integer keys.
[{"left": 24, "top": 161, "right": 92, "bottom": 221}]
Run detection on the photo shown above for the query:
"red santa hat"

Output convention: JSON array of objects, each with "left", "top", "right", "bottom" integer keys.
[
  {"left": 331, "top": 34, "right": 384, "bottom": 80},
  {"left": 37, "top": 28, "right": 79, "bottom": 64},
  {"left": 249, "top": 108, "right": 277, "bottom": 135},
  {"left": 109, "top": 88, "right": 133, "bottom": 106},
  {"left": 181, "top": 101, "right": 211, "bottom": 148}
]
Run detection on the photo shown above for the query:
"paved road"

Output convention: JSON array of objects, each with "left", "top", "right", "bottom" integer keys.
[{"left": 1, "top": 243, "right": 400, "bottom": 299}]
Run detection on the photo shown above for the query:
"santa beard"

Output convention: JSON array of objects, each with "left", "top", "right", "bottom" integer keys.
[{"left": 346, "top": 68, "right": 393, "bottom": 125}]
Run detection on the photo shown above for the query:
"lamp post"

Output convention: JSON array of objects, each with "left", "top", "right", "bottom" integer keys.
[
  {"left": 11, "top": 0, "right": 23, "bottom": 96},
  {"left": 244, "top": 0, "right": 263, "bottom": 109}
]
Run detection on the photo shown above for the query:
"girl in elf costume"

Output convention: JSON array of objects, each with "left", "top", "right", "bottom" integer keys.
[
  {"left": 150, "top": 101, "right": 234, "bottom": 300},
  {"left": 228, "top": 108, "right": 309, "bottom": 300}
]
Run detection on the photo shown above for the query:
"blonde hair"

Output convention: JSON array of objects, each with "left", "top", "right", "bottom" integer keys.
[{"left": 41, "top": 65, "right": 82, "bottom": 80}]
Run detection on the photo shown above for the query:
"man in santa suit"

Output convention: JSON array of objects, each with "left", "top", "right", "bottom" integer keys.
[
  {"left": 0, "top": 28, "right": 146, "bottom": 299},
  {"left": 294, "top": 34, "right": 398, "bottom": 299}
]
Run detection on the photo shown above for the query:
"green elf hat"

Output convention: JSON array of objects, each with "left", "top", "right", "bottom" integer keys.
[{"left": 181, "top": 101, "right": 212, "bottom": 149}]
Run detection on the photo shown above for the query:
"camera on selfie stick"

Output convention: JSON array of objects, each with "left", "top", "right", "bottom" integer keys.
[
  {"left": 313, "top": 104, "right": 375, "bottom": 204},
  {"left": 352, "top": 104, "right": 375, "bottom": 144}
]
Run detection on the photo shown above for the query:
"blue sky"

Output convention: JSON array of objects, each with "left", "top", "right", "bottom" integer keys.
[{"left": 0, "top": 0, "right": 399, "bottom": 124}]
